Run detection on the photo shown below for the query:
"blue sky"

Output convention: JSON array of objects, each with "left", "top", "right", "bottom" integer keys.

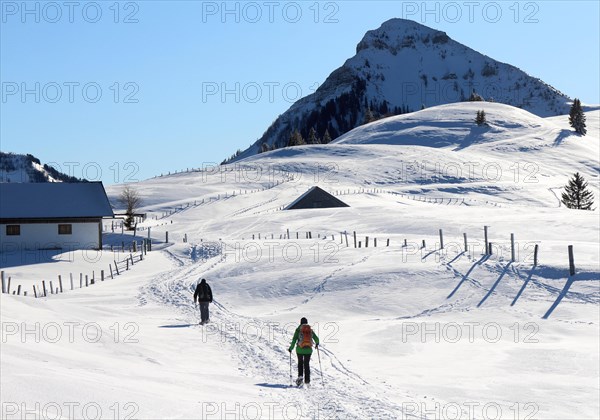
[{"left": 1, "top": 0, "right": 599, "bottom": 184}]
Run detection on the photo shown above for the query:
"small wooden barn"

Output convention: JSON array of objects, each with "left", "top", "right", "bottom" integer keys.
[{"left": 285, "top": 186, "right": 349, "bottom": 210}]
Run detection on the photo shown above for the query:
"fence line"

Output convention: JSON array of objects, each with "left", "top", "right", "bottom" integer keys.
[{"left": 1, "top": 239, "right": 151, "bottom": 299}]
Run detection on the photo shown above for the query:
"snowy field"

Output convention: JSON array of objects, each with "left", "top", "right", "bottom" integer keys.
[{"left": 1, "top": 103, "right": 599, "bottom": 419}]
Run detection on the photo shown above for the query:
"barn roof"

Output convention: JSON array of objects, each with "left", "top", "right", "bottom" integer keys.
[
  {"left": 0, "top": 182, "right": 114, "bottom": 220},
  {"left": 285, "top": 186, "right": 349, "bottom": 210}
]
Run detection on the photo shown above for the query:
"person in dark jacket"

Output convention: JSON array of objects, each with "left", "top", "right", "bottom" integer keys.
[
  {"left": 288, "top": 317, "right": 319, "bottom": 387},
  {"left": 193, "top": 278, "right": 213, "bottom": 324}
]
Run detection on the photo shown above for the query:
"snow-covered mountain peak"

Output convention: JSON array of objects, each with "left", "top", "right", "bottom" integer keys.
[
  {"left": 356, "top": 18, "right": 450, "bottom": 54},
  {"left": 229, "top": 18, "right": 572, "bottom": 163}
]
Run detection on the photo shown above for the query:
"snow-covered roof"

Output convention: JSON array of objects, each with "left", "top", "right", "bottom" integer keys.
[
  {"left": 0, "top": 182, "right": 114, "bottom": 220},
  {"left": 285, "top": 186, "right": 349, "bottom": 210}
]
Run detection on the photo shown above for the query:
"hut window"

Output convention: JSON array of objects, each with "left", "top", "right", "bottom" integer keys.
[
  {"left": 58, "top": 224, "right": 72, "bottom": 235},
  {"left": 6, "top": 225, "right": 20, "bottom": 236}
]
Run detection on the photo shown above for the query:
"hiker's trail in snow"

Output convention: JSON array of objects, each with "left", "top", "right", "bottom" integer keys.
[{"left": 137, "top": 248, "right": 420, "bottom": 419}]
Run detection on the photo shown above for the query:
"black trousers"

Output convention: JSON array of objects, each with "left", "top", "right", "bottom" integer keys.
[
  {"left": 199, "top": 302, "right": 210, "bottom": 322},
  {"left": 297, "top": 353, "right": 312, "bottom": 383}
]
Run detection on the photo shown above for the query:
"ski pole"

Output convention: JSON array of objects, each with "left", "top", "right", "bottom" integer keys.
[
  {"left": 317, "top": 346, "right": 324, "bottom": 388},
  {"left": 289, "top": 351, "right": 292, "bottom": 387}
]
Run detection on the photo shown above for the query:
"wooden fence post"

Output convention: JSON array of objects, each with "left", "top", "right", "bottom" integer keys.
[
  {"left": 110, "top": 264, "right": 114, "bottom": 279},
  {"left": 58, "top": 275, "right": 63, "bottom": 293},
  {"left": 568, "top": 245, "right": 575, "bottom": 276},
  {"left": 85, "top": 275, "right": 89, "bottom": 287},
  {"left": 484, "top": 226, "right": 489, "bottom": 255},
  {"left": 17, "top": 285, "right": 21, "bottom": 295},
  {"left": 365, "top": 237, "right": 369, "bottom": 248},
  {"left": 386, "top": 238, "right": 390, "bottom": 247},
  {"left": 358, "top": 241, "right": 361, "bottom": 248},
  {"left": 345, "top": 231, "right": 349, "bottom": 247},
  {"left": 50, "top": 281, "right": 54, "bottom": 294},
  {"left": 130, "top": 254, "right": 134, "bottom": 265},
  {"left": 126, "top": 259, "right": 129, "bottom": 271},
  {"left": 80, "top": 273, "right": 83, "bottom": 288},
  {"left": 70, "top": 273, "right": 74, "bottom": 290},
  {"left": 534, "top": 244, "right": 539, "bottom": 266},
  {"left": 1, "top": 271, "right": 5, "bottom": 294},
  {"left": 404, "top": 239, "right": 407, "bottom": 247},
  {"left": 133, "top": 241, "right": 137, "bottom": 252},
  {"left": 114, "top": 261, "right": 120, "bottom": 275},
  {"left": 33, "top": 285, "right": 38, "bottom": 298},
  {"left": 463, "top": 233, "right": 468, "bottom": 252},
  {"left": 510, "top": 234, "right": 515, "bottom": 262},
  {"left": 374, "top": 238, "right": 377, "bottom": 247},
  {"left": 353, "top": 231, "right": 357, "bottom": 248},
  {"left": 101, "top": 270, "right": 104, "bottom": 282},
  {"left": 439, "top": 229, "right": 444, "bottom": 249},
  {"left": 422, "top": 240, "right": 426, "bottom": 249},
  {"left": 166, "top": 231, "right": 169, "bottom": 243},
  {"left": 488, "top": 243, "right": 493, "bottom": 255}
]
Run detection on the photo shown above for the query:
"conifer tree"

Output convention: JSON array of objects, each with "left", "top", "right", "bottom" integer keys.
[
  {"left": 287, "top": 130, "right": 305, "bottom": 147},
  {"left": 307, "top": 127, "right": 319, "bottom": 144},
  {"left": 475, "top": 110, "right": 487, "bottom": 126},
  {"left": 569, "top": 98, "right": 587, "bottom": 135},
  {"left": 468, "top": 90, "right": 484, "bottom": 101},
  {"left": 322, "top": 129, "right": 332, "bottom": 144},
  {"left": 363, "top": 107, "right": 375, "bottom": 124},
  {"left": 561, "top": 172, "right": 594, "bottom": 210}
]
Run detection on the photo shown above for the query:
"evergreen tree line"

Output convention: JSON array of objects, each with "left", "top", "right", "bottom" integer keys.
[{"left": 257, "top": 78, "right": 413, "bottom": 153}]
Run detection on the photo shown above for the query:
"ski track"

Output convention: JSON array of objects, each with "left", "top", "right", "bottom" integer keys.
[
  {"left": 136, "top": 242, "right": 600, "bottom": 417},
  {"left": 136, "top": 249, "right": 419, "bottom": 419}
]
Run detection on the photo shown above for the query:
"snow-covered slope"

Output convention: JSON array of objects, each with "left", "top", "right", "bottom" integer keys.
[
  {"left": 0, "top": 152, "right": 84, "bottom": 183},
  {"left": 2, "top": 104, "right": 598, "bottom": 419},
  {"left": 334, "top": 102, "right": 561, "bottom": 148},
  {"left": 232, "top": 18, "right": 571, "bottom": 162}
]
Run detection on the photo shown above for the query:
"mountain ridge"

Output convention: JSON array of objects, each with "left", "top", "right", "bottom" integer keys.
[
  {"left": 229, "top": 18, "right": 572, "bottom": 163},
  {"left": 0, "top": 152, "right": 86, "bottom": 183}
]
